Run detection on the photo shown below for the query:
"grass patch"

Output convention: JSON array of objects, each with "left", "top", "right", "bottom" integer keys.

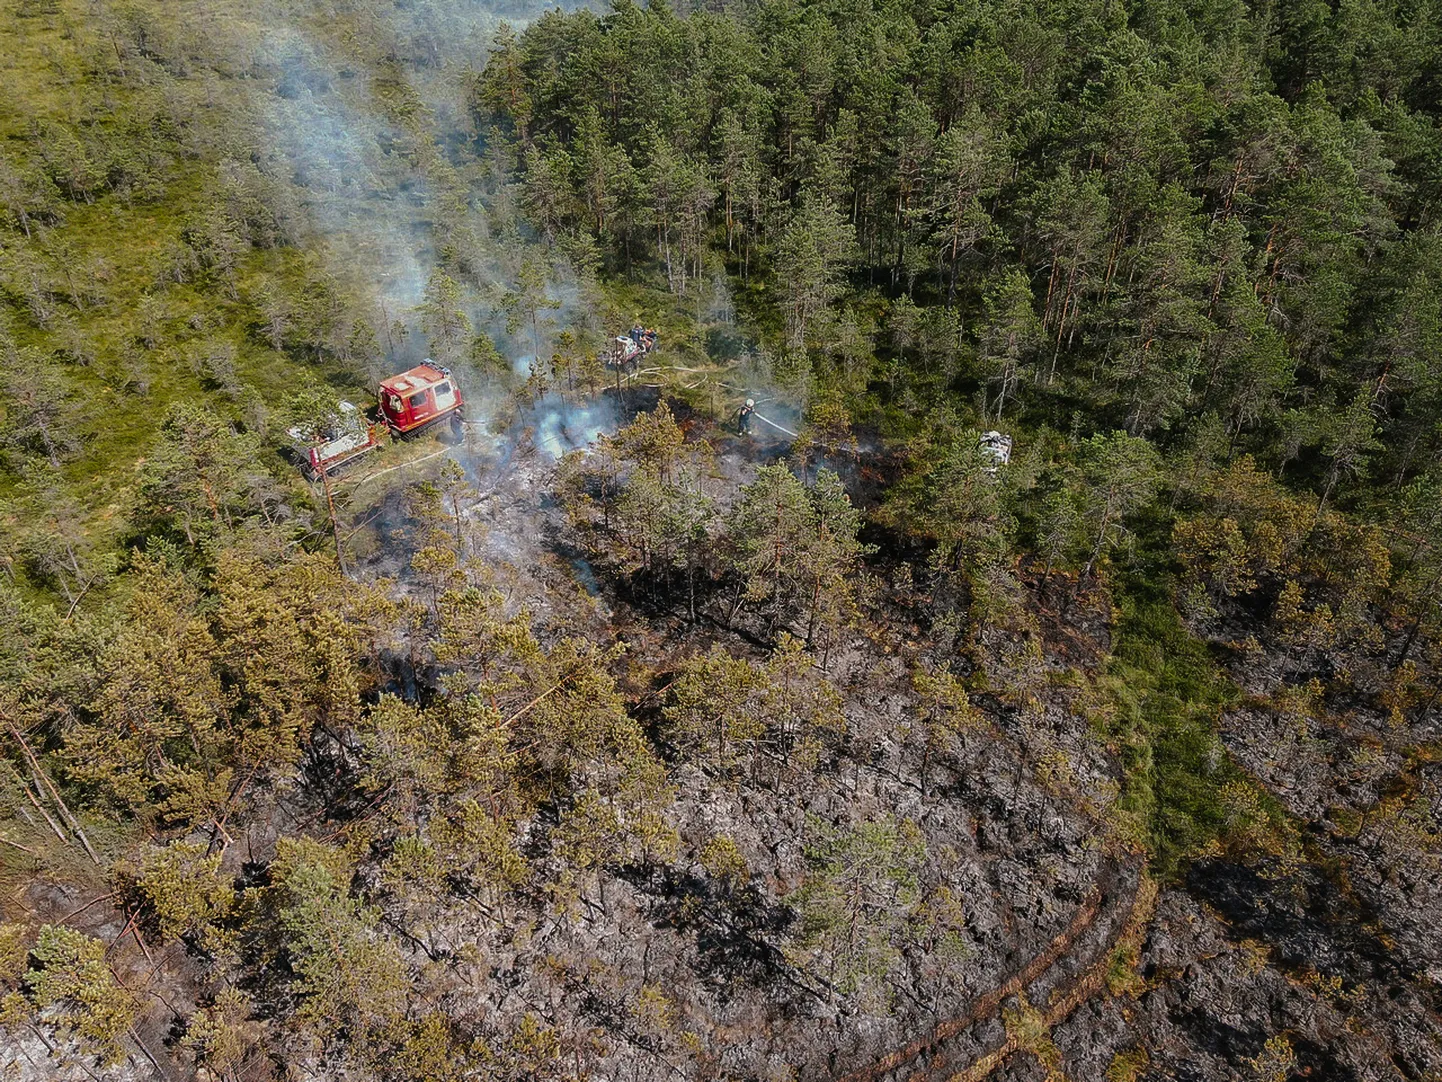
[{"left": 1095, "top": 560, "right": 1244, "bottom": 878}]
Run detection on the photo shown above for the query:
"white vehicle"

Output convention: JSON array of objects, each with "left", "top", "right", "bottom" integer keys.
[{"left": 979, "top": 430, "right": 1013, "bottom": 473}]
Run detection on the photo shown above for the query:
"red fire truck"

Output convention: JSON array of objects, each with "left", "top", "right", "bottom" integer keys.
[{"left": 378, "top": 361, "right": 465, "bottom": 437}]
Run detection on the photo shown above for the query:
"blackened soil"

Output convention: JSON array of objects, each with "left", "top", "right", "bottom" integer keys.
[{"left": 1186, "top": 858, "right": 1406, "bottom": 987}]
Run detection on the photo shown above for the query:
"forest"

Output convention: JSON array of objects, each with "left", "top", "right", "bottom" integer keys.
[{"left": 1, "top": 0, "right": 1441, "bottom": 1079}]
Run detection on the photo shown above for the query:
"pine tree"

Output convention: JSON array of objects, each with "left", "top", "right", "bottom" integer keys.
[
  {"left": 122, "top": 840, "right": 235, "bottom": 941},
  {"left": 0, "top": 342, "right": 80, "bottom": 469},
  {"left": 1315, "top": 388, "right": 1380, "bottom": 514},
  {"left": 1076, "top": 431, "right": 1163, "bottom": 586},
  {"left": 664, "top": 645, "right": 766, "bottom": 774},
  {"left": 26, "top": 925, "right": 138, "bottom": 1063},
  {"left": 910, "top": 666, "right": 983, "bottom": 798},
  {"left": 801, "top": 468, "right": 869, "bottom": 654},
  {"left": 136, "top": 404, "right": 279, "bottom": 549},
  {"left": 927, "top": 111, "right": 1002, "bottom": 307},
  {"left": 876, "top": 422, "right": 1009, "bottom": 573},
  {"left": 773, "top": 193, "right": 857, "bottom": 350},
  {"left": 790, "top": 815, "right": 926, "bottom": 1000},
  {"left": 417, "top": 270, "right": 472, "bottom": 365},
  {"left": 505, "top": 254, "right": 560, "bottom": 367},
  {"left": 724, "top": 464, "right": 816, "bottom": 633},
  {"left": 255, "top": 838, "right": 407, "bottom": 1043},
  {"left": 65, "top": 554, "right": 228, "bottom": 815},
  {"left": 978, "top": 271, "right": 1041, "bottom": 420}
]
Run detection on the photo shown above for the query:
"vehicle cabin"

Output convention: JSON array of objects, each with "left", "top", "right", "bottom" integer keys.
[{"left": 378, "top": 361, "right": 463, "bottom": 436}]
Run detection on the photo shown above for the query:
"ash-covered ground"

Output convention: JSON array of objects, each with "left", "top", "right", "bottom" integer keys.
[
  {"left": 329, "top": 398, "right": 1131, "bottom": 1081},
  {"left": 323, "top": 398, "right": 1442, "bottom": 1081},
  {"left": 10, "top": 396, "right": 1441, "bottom": 1082}
]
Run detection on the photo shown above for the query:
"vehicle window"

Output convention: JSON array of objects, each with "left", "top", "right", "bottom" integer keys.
[
  {"left": 434, "top": 381, "right": 451, "bottom": 396},
  {"left": 409, "top": 391, "right": 429, "bottom": 409},
  {"left": 387, "top": 395, "right": 402, "bottom": 413}
]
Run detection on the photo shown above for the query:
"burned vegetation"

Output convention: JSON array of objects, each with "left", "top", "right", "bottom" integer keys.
[
  {"left": 4, "top": 0, "right": 1442, "bottom": 1080},
  {"left": 5, "top": 388, "right": 1440, "bottom": 1082},
  {"left": 1, "top": 394, "right": 1147, "bottom": 1082}
]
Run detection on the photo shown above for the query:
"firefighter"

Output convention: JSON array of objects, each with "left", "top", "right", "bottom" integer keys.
[{"left": 738, "top": 398, "right": 755, "bottom": 435}]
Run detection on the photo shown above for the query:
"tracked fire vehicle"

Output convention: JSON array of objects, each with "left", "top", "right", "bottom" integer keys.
[
  {"left": 287, "top": 361, "right": 467, "bottom": 481},
  {"left": 378, "top": 361, "right": 465, "bottom": 437}
]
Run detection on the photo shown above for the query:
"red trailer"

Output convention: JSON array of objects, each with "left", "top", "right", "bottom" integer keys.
[
  {"left": 378, "top": 361, "right": 464, "bottom": 436},
  {"left": 287, "top": 401, "right": 382, "bottom": 480}
]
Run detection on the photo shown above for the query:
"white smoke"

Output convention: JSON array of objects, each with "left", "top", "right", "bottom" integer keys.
[
  {"left": 528, "top": 394, "right": 616, "bottom": 461},
  {"left": 240, "top": 0, "right": 601, "bottom": 413}
]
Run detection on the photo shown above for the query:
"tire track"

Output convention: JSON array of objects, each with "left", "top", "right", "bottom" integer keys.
[
  {"left": 943, "top": 869, "right": 1157, "bottom": 1082},
  {"left": 833, "top": 857, "right": 1144, "bottom": 1082}
]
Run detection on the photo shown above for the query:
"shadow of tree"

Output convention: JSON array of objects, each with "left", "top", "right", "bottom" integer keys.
[{"left": 617, "top": 863, "right": 798, "bottom": 998}]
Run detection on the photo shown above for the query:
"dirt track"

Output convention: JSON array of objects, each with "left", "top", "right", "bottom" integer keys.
[{"left": 835, "top": 856, "right": 1150, "bottom": 1082}]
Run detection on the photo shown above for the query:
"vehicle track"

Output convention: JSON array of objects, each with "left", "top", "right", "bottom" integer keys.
[
  {"left": 941, "top": 871, "right": 1156, "bottom": 1082},
  {"left": 833, "top": 857, "right": 1147, "bottom": 1082}
]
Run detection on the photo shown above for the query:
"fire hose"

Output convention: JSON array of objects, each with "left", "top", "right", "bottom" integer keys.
[
  {"left": 751, "top": 411, "right": 798, "bottom": 438},
  {"left": 349, "top": 446, "right": 451, "bottom": 488}
]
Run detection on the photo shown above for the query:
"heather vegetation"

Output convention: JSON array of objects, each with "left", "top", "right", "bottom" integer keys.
[{"left": 2, "top": 0, "right": 1442, "bottom": 1079}]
